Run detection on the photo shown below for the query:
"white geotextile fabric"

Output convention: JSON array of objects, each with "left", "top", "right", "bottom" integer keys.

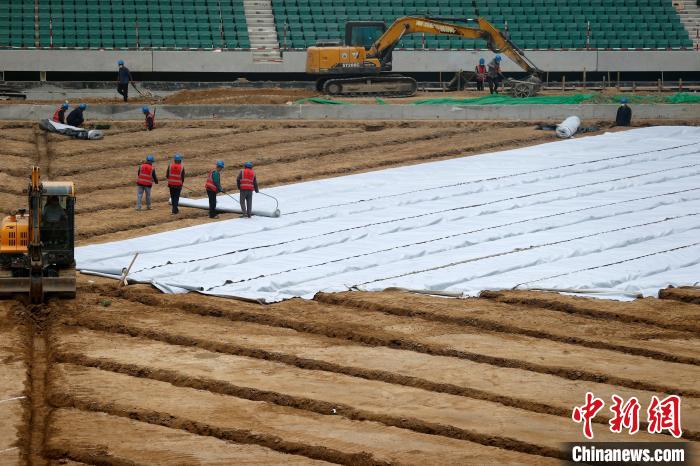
[{"left": 76, "top": 126, "right": 700, "bottom": 302}]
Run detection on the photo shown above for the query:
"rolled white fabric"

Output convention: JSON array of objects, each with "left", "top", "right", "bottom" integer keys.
[{"left": 556, "top": 115, "right": 581, "bottom": 138}]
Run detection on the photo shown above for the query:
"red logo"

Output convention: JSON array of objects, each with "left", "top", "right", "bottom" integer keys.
[
  {"left": 647, "top": 395, "right": 682, "bottom": 438},
  {"left": 609, "top": 395, "right": 641, "bottom": 435},
  {"left": 572, "top": 392, "right": 605, "bottom": 439}
]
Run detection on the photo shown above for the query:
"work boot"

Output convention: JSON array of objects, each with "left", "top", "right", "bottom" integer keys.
[
  {"left": 136, "top": 207, "right": 141, "bottom": 211},
  {"left": 146, "top": 206, "right": 151, "bottom": 210},
  {"left": 210, "top": 215, "right": 219, "bottom": 219}
]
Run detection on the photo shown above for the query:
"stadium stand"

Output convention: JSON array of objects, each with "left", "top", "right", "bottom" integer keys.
[
  {"left": 271, "top": 0, "right": 694, "bottom": 50},
  {"left": 0, "top": 0, "right": 250, "bottom": 49},
  {"left": 0, "top": 0, "right": 692, "bottom": 50}
]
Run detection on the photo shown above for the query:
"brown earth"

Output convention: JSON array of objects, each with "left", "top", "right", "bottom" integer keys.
[{"left": 1, "top": 117, "right": 699, "bottom": 465}]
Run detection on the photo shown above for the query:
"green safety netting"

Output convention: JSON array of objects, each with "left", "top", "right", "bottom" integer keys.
[
  {"left": 294, "top": 93, "right": 700, "bottom": 105},
  {"left": 412, "top": 94, "right": 597, "bottom": 105},
  {"left": 294, "top": 97, "right": 351, "bottom": 105}
]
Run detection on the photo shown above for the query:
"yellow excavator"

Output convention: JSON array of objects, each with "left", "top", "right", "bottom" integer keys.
[
  {"left": 0, "top": 167, "right": 76, "bottom": 303},
  {"left": 306, "top": 16, "right": 542, "bottom": 97}
]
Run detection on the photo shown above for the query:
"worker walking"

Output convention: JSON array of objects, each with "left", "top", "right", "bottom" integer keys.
[
  {"left": 615, "top": 97, "right": 632, "bottom": 127},
  {"left": 136, "top": 154, "right": 158, "bottom": 211},
  {"left": 475, "top": 58, "right": 487, "bottom": 92},
  {"left": 143, "top": 106, "right": 155, "bottom": 131},
  {"left": 117, "top": 59, "right": 134, "bottom": 102},
  {"left": 486, "top": 55, "right": 504, "bottom": 95},
  {"left": 52, "top": 102, "right": 69, "bottom": 124},
  {"left": 205, "top": 160, "right": 225, "bottom": 219},
  {"left": 66, "top": 103, "right": 87, "bottom": 127},
  {"left": 237, "top": 161, "right": 259, "bottom": 218},
  {"left": 166, "top": 153, "right": 185, "bottom": 214}
]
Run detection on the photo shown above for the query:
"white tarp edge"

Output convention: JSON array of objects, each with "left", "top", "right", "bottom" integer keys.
[{"left": 76, "top": 126, "right": 700, "bottom": 302}]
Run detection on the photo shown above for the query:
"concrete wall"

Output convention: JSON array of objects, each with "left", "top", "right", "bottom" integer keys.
[
  {"left": 0, "top": 103, "right": 695, "bottom": 121},
  {"left": 1, "top": 49, "right": 699, "bottom": 73}
]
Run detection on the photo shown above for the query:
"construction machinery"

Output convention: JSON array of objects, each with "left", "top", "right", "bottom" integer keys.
[
  {"left": 0, "top": 167, "right": 76, "bottom": 303},
  {"left": 306, "top": 16, "right": 542, "bottom": 97}
]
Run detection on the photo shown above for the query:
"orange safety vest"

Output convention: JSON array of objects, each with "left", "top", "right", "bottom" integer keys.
[
  {"left": 52, "top": 107, "right": 63, "bottom": 122},
  {"left": 137, "top": 163, "right": 154, "bottom": 187},
  {"left": 167, "top": 163, "right": 183, "bottom": 187},
  {"left": 239, "top": 168, "right": 255, "bottom": 191},
  {"left": 205, "top": 169, "right": 219, "bottom": 192},
  {"left": 144, "top": 112, "right": 155, "bottom": 129},
  {"left": 475, "top": 64, "right": 486, "bottom": 80}
]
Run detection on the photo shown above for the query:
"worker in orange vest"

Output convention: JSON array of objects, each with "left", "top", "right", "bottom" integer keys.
[
  {"left": 52, "top": 102, "right": 69, "bottom": 124},
  {"left": 475, "top": 58, "right": 487, "bottom": 92},
  {"left": 237, "top": 161, "right": 259, "bottom": 218},
  {"left": 166, "top": 153, "right": 185, "bottom": 214},
  {"left": 204, "top": 160, "right": 225, "bottom": 219},
  {"left": 136, "top": 154, "right": 158, "bottom": 211},
  {"left": 142, "top": 106, "right": 155, "bottom": 131}
]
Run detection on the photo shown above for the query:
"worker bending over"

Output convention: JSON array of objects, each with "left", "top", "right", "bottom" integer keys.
[
  {"left": 66, "top": 103, "right": 87, "bottom": 127},
  {"left": 486, "top": 55, "right": 504, "bottom": 95},
  {"left": 117, "top": 59, "right": 134, "bottom": 102},
  {"left": 143, "top": 106, "right": 155, "bottom": 131},
  {"left": 52, "top": 102, "right": 69, "bottom": 124},
  {"left": 205, "top": 160, "right": 225, "bottom": 219},
  {"left": 136, "top": 154, "right": 158, "bottom": 211},
  {"left": 237, "top": 161, "right": 259, "bottom": 218},
  {"left": 615, "top": 97, "right": 632, "bottom": 127},
  {"left": 475, "top": 58, "right": 487, "bottom": 92},
  {"left": 166, "top": 153, "right": 185, "bottom": 214}
]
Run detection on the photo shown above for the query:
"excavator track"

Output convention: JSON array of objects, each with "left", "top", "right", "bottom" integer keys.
[{"left": 322, "top": 75, "right": 418, "bottom": 98}]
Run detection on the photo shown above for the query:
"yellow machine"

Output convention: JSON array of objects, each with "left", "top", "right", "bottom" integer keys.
[
  {"left": 0, "top": 167, "right": 76, "bottom": 303},
  {"left": 306, "top": 16, "right": 542, "bottom": 97}
]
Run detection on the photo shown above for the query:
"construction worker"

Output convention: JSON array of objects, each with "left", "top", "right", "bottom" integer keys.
[
  {"left": 205, "top": 160, "right": 225, "bottom": 219},
  {"left": 166, "top": 153, "right": 185, "bottom": 214},
  {"left": 52, "top": 102, "right": 69, "bottom": 124},
  {"left": 143, "top": 106, "right": 155, "bottom": 131},
  {"left": 136, "top": 154, "right": 158, "bottom": 211},
  {"left": 237, "top": 161, "right": 259, "bottom": 218},
  {"left": 117, "top": 59, "right": 133, "bottom": 102},
  {"left": 475, "top": 58, "right": 487, "bottom": 92},
  {"left": 615, "top": 97, "right": 632, "bottom": 127},
  {"left": 66, "top": 103, "right": 87, "bottom": 127},
  {"left": 486, "top": 55, "right": 504, "bottom": 95}
]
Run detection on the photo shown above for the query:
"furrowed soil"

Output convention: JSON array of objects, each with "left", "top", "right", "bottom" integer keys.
[{"left": 1, "top": 117, "right": 699, "bottom": 465}]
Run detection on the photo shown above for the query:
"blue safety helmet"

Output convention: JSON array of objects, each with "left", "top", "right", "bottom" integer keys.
[
  {"left": 142, "top": 106, "right": 149, "bottom": 114},
  {"left": 495, "top": 55, "right": 502, "bottom": 62},
  {"left": 79, "top": 103, "right": 87, "bottom": 110},
  {"left": 216, "top": 160, "right": 225, "bottom": 168},
  {"left": 61, "top": 102, "right": 69, "bottom": 110},
  {"left": 118, "top": 59, "right": 124, "bottom": 65},
  {"left": 620, "top": 97, "right": 628, "bottom": 104},
  {"left": 244, "top": 161, "right": 253, "bottom": 168},
  {"left": 479, "top": 58, "right": 485, "bottom": 65},
  {"left": 146, "top": 154, "right": 155, "bottom": 162},
  {"left": 174, "top": 153, "right": 183, "bottom": 162}
]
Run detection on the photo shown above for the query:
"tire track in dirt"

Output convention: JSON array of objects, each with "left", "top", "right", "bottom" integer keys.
[
  {"left": 52, "top": 127, "right": 359, "bottom": 178},
  {"left": 51, "top": 325, "right": 699, "bottom": 442},
  {"left": 481, "top": 290, "right": 700, "bottom": 333},
  {"left": 659, "top": 287, "right": 700, "bottom": 305},
  {"left": 49, "top": 363, "right": 562, "bottom": 464},
  {"left": 315, "top": 293, "right": 700, "bottom": 365},
  {"left": 69, "top": 127, "right": 465, "bottom": 195},
  {"left": 65, "top": 292, "right": 700, "bottom": 401},
  {"left": 117, "top": 290, "right": 700, "bottom": 396},
  {"left": 51, "top": 350, "right": 566, "bottom": 459}
]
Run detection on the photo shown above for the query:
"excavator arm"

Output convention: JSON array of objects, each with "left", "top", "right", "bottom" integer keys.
[{"left": 367, "top": 16, "right": 541, "bottom": 77}]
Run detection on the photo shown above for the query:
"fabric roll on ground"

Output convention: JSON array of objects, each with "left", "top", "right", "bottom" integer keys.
[
  {"left": 76, "top": 126, "right": 700, "bottom": 303},
  {"left": 38, "top": 119, "right": 103, "bottom": 140},
  {"left": 555, "top": 116, "right": 581, "bottom": 138},
  {"left": 177, "top": 193, "right": 281, "bottom": 218}
]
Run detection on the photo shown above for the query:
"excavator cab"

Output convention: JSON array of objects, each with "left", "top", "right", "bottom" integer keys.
[
  {"left": 0, "top": 168, "right": 76, "bottom": 303},
  {"left": 345, "top": 22, "right": 392, "bottom": 70}
]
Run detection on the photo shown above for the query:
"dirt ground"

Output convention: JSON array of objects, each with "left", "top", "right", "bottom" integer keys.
[{"left": 1, "top": 117, "right": 699, "bottom": 465}]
